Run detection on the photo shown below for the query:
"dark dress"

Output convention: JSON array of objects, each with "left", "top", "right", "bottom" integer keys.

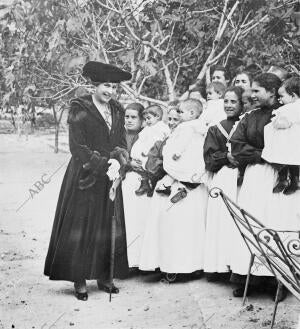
[
  {"left": 230, "top": 104, "right": 280, "bottom": 165},
  {"left": 44, "top": 95, "right": 128, "bottom": 282},
  {"left": 204, "top": 117, "right": 240, "bottom": 173},
  {"left": 229, "top": 103, "right": 280, "bottom": 287}
]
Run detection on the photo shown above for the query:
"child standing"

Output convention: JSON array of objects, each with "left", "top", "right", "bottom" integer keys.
[
  {"left": 262, "top": 76, "right": 300, "bottom": 195},
  {"left": 131, "top": 105, "right": 170, "bottom": 196}
]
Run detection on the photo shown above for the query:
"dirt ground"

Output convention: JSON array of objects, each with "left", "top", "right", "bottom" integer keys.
[{"left": 0, "top": 132, "right": 299, "bottom": 329}]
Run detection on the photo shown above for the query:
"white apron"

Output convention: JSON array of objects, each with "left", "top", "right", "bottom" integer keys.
[
  {"left": 122, "top": 171, "right": 151, "bottom": 267},
  {"left": 139, "top": 182, "right": 208, "bottom": 273}
]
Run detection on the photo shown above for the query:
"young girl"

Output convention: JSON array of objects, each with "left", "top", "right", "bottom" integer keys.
[
  {"left": 203, "top": 86, "right": 243, "bottom": 280},
  {"left": 262, "top": 76, "right": 300, "bottom": 195},
  {"left": 124, "top": 102, "right": 145, "bottom": 153}
]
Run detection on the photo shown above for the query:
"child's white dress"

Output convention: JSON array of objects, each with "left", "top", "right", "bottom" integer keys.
[
  {"left": 162, "top": 119, "right": 207, "bottom": 183},
  {"left": 262, "top": 99, "right": 300, "bottom": 165},
  {"left": 130, "top": 121, "right": 170, "bottom": 168},
  {"left": 197, "top": 99, "right": 226, "bottom": 137}
]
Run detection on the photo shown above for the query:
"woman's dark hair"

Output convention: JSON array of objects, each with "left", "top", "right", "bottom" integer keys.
[
  {"left": 189, "top": 82, "right": 206, "bottom": 98},
  {"left": 234, "top": 70, "right": 252, "bottom": 84},
  {"left": 281, "top": 76, "right": 300, "bottom": 98},
  {"left": 252, "top": 73, "right": 282, "bottom": 98},
  {"left": 224, "top": 86, "right": 244, "bottom": 106},
  {"left": 212, "top": 65, "right": 231, "bottom": 81},
  {"left": 125, "top": 102, "right": 145, "bottom": 120}
]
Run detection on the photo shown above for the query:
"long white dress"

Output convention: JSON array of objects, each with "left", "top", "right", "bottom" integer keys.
[
  {"left": 139, "top": 182, "right": 208, "bottom": 273},
  {"left": 230, "top": 104, "right": 300, "bottom": 277},
  {"left": 204, "top": 166, "right": 239, "bottom": 273},
  {"left": 230, "top": 163, "right": 277, "bottom": 276},
  {"left": 203, "top": 120, "right": 241, "bottom": 273},
  {"left": 122, "top": 171, "right": 151, "bottom": 267}
]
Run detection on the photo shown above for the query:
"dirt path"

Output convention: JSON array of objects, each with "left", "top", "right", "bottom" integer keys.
[{"left": 0, "top": 133, "right": 299, "bottom": 329}]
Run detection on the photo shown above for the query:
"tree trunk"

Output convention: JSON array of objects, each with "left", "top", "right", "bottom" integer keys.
[
  {"left": 54, "top": 123, "right": 59, "bottom": 154},
  {"left": 52, "top": 103, "right": 59, "bottom": 153}
]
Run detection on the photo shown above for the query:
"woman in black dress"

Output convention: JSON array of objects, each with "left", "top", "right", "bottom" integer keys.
[
  {"left": 230, "top": 72, "right": 287, "bottom": 300},
  {"left": 44, "top": 61, "right": 132, "bottom": 300}
]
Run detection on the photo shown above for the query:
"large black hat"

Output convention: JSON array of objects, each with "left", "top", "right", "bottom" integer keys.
[{"left": 82, "top": 61, "right": 132, "bottom": 83}]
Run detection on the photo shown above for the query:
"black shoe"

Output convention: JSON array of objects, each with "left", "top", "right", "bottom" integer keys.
[
  {"left": 135, "top": 180, "right": 151, "bottom": 196},
  {"left": 273, "top": 285, "right": 288, "bottom": 302},
  {"left": 170, "top": 188, "right": 187, "bottom": 203},
  {"left": 75, "top": 291, "right": 88, "bottom": 301},
  {"left": 155, "top": 185, "right": 171, "bottom": 196},
  {"left": 273, "top": 180, "right": 289, "bottom": 193},
  {"left": 283, "top": 181, "right": 298, "bottom": 195},
  {"left": 147, "top": 189, "right": 154, "bottom": 197},
  {"left": 97, "top": 281, "right": 119, "bottom": 294}
]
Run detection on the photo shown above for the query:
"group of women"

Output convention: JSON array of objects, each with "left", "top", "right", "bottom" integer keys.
[
  {"left": 122, "top": 68, "right": 300, "bottom": 301},
  {"left": 44, "top": 60, "right": 300, "bottom": 303}
]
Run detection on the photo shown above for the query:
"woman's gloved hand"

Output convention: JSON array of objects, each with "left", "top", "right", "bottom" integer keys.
[{"left": 107, "top": 159, "right": 120, "bottom": 181}]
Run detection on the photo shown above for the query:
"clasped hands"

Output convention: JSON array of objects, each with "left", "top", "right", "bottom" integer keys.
[{"left": 227, "top": 152, "right": 239, "bottom": 167}]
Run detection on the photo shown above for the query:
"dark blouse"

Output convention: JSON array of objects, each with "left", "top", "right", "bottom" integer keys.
[
  {"left": 230, "top": 104, "right": 280, "bottom": 167},
  {"left": 204, "top": 117, "right": 240, "bottom": 173}
]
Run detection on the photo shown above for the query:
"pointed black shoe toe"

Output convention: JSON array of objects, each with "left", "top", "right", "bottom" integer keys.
[
  {"left": 75, "top": 291, "right": 88, "bottom": 301},
  {"left": 97, "top": 282, "right": 119, "bottom": 294}
]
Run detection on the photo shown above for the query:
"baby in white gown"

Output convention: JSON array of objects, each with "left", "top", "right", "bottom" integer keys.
[
  {"left": 131, "top": 105, "right": 170, "bottom": 196},
  {"left": 156, "top": 99, "right": 206, "bottom": 203},
  {"left": 262, "top": 76, "right": 300, "bottom": 195}
]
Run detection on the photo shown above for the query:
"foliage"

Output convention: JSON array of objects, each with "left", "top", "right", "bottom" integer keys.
[{"left": 0, "top": 0, "right": 299, "bottom": 110}]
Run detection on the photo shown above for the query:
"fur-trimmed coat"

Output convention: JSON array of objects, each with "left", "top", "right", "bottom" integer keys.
[{"left": 44, "top": 95, "right": 129, "bottom": 282}]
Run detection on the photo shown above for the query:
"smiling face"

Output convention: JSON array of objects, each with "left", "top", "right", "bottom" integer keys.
[
  {"left": 234, "top": 73, "right": 251, "bottom": 90},
  {"left": 167, "top": 108, "right": 180, "bottom": 130},
  {"left": 94, "top": 82, "right": 117, "bottom": 104},
  {"left": 251, "top": 81, "right": 274, "bottom": 108},
  {"left": 125, "top": 109, "right": 143, "bottom": 132},
  {"left": 224, "top": 91, "right": 242, "bottom": 118}
]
